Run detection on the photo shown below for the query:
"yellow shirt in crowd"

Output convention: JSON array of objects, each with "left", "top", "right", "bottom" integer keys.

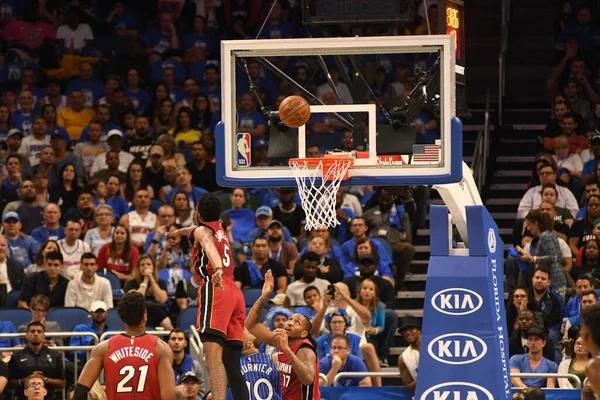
[
  {"left": 168, "top": 128, "right": 202, "bottom": 147},
  {"left": 57, "top": 107, "right": 96, "bottom": 140}
]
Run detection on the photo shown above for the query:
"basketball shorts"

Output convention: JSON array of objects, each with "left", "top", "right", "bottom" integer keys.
[{"left": 197, "top": 276, "right": 245, "bottom": 342}]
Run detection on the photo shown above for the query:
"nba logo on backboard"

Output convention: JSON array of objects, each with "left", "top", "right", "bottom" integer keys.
[{"left": 236, "top": 132, "right": 251, "bottom": 167}]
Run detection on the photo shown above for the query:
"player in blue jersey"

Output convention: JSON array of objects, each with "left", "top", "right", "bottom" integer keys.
[{"left": 239, "top": 329, "right": 282, "bottom": 400}]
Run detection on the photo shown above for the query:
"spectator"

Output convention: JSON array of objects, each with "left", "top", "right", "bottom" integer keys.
[
  {"left": 315, "top": 310, "right": 362, "bottom": 360},
  {"left": 573, "top": 238, "right": 600, "bottom": 279},
  {"left": 152, "top": 97, "right": 175, "bottom": 134},
  {"left": 120, "top": 188, "right": 157, "bottom": 248},
  {"left": 83, "top": 204, "right": 115, "bottom": 255},
  {"left": 171, "top": 191, "right": 193, "bottom": 227},
  {"left": 565, "top": 276, "right": 594, "bottom": 318},
  {"left": 56, "top": 11, "right": 94, "bottom": 53},
  {"left": 49, "top": 163, "right": 81, "bottom": 217},
  {"left": 566, "top": 290, "right": 599, "bottom": 328},
  {"left": 583, "top": 134, "right": 600, "bottom": 177},
  {"left": 8, "top": 322, "right": 66, "bottom": 399},
  {"left": 0, "top": 235, "right": 24, "bottom": 294},
  {"left": 286, "top": 252, "right": 330, "bottom": 307},
  {"left": 21, "top": 117, "right": 50, "bottom": 167},
  {"left": 18, "top": 251, "right": 68, "bottom": 309},
  {"left": 144, "top": 205, "right": 176, "bottom": 255},
  {"left": 121, "top": 161, "right": 154, "bottom": 205},
  {"left": 39, "top": 84, "right": 67, "bottom": 114},
  {"left": 169, "top": 107, "right": 201, "bottom": 148},
  {"left": 155, "top": 133, "right": 186, "bottom": 168},
  {"left": 41, "top": 105, "right": 69, "bottom": 145},
  {"left": 65, "top": 62, "right": 105, "bottom": 109},
  {"left": 91, "top": 151, "right": 126, "bottom": 183},
  {"left": 22, "top": 373, "right": 48, "bottom": 400},
  {"left": 69, "top": 301, "right": 110, "bottom": 364},
  {"left": 16, "top": 295, "right": 62, "bottom": 346},
  {"left": 319, "top": 335, "right": 371, "bottom": 387},
  {"left": 143, "top": 12, "right": 180, "bottom": 62},
  {"left": 89, "top": 130, "right": 135, "bottom": 176},
  {"left": 166, "top": 167, "right": 209, "bottom": 212},
  {"left": 177, "top": 372, "right": 205, "bottom": 400},
  {"left": 123, "top": 116, "right": 154, "bottom": 162},
  {"left": 56, "top": 90, "right": 96, "bottom": 141},
  {"left": 12, "top": 90, "right": 35, "bottom": 136},
  {"left": 1, "top": 155, "right": 24, "bottom": 211},
  {"left": 235, "top": 237, "right": 288, "bottom": 293},
  {"left": 97, "top": 224, "right": 140, "bottom": 281},
  {"left": 558, "top": 328, "right": 592, "bottom": 388},
  {"left": 174, "top": 277, "right": 199, "bottom": 312},
  {"left": 356, "top": 278, "right": 393, "bottom": 367},
  {"left": 157, "top": 223, "right": 192, "bottom": 294},
  {"left": 570, "top": 196, "right": 600, "bottom": 256},
  {"left": 123, "top": 254, "right": 173, "bottom": 330},
  {"left": 553, "top": 136, "right": 584, "bottom": 185},
  {"left": 64, "top": 253, "right": 112, "bottom": 310},
  {"left": 25, "top": 240, "right": 59, "bottom": 276},
  {"left": 294, "top": 285, "right": 324, "bottom": 319},
  {"left": 265, "top": 219, "right": 298, "bottom": 277},
  {"left": 518, "top": 163, "right": 579, "bottom": 219},
  {"left": 104, "top": 175, "right": 129, "bottom": 220},
  {"left": 73, "top": 121, "right": 108, "bottom": 177},
  {"left": 510, "top": 327, "right": 558, "bottom": 388},
  {"left": 343, "top": 254, "right": 396, "bottom": 309},
  {"left": 247, "top": 206, "right": 294, "bottom": 244},
  {"left": 506, "top": 287, "right": 537, "bottom": 336},
  {"left": 30, "top": 204, "right": 64, "bottom": 244},
  {"left": 168, "top": 329, "right": 205, "bottom": 389},
  {"left": 272, "top": 187, "right": 306, "bottom": 242},
  {"left": 3, "top": 180, "right": 47, "bottom": 235},
  {"left": 192, "top": 94, "right": 218, "bottom": 135},
  {"left": 295, "top": 236, "right": 344, "bottom": 283},
  {"left": 3, "top": 212, "right": 41, "bottom": 268},
  {"left": 57, "top": 220, "right": 92, "bottom": 278},
  {"left": 397, "top": 316, "right": 421, "bottom": 395},
  {"left": 145, "top": 146, "right": 166, "bottom": 195},
  {"left": 342, "top": 236, "right": 394, "bottom": 283},
  {"left": 527, "top": 266, "right": 563, "bottom": 334},
  {"left": 508, "top": 309, "right": 556, "bottom": 360}
]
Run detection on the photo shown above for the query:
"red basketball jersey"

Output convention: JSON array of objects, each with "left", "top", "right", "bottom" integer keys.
[
  {"left": 277, "top": 339, "right": 320, "bottom": 400},
  {"left": 190, "top": 221, "right": 235, "bottom": 284},
  {"left": 104, "top": 334, "right": 161, "bottom": 400}
]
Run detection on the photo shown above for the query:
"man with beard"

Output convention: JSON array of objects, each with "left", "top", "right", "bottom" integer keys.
[
  {"left": 8, "top": 322, "right": 66, "bottom": 400},
  {"left": 527, "top": 267, "right": 562, "bottom": 333},
  {"left": 69, "top": 301, "right": 111, "bottom": 364},
  {"left": 63, "top": 192, "right": 95, "bottom": 236},
  {"left": 509, "top": 309, "right": 556, "bottom": 360},
  {"left": 165, "top": 167, "right": 208, "bottom": 209},
  {"left": 234, "top": 237, "right": 288, "bottom": 293},
  {"left": 64, "top": 253, "right": 112, "bottom": 310},
  {"left": 363, "top": 188, "right": 414, "bottom": 290},
  {"left": 286, "top": 252, "right": 330, "bottom": 307},
  {"left": 168, "top": 329, "right": 205, "bottom": 394},
  {"left": 246, "top": 270, "right": 321, "bottom": 400},
  {"left": 124, "top": 116, "right": 154, "bottom": 161},
  {"left": 2, "top": 128, "right": 31, "bottom": 171},
  {"left": 266, "top": 220, "right": 298, "bottom": 277},
  {"left": 3, "top": 180, "right": 46, "bottom": 234},
  {"left": 397, "top": 316, "right": 422, "bottom": 395}
]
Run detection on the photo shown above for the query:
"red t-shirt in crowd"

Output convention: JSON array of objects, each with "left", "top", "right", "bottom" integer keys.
[{"left": 97, "top": 244, "right": 140, "bottom": 275}]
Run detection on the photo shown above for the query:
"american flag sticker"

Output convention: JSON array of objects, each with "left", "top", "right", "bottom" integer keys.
[{"left": 412, "top": 144, "right": 440, "bottom": 164}]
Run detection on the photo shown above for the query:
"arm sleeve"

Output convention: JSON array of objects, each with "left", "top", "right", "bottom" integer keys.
[
  {"left": 64, "top": 281, "right": 76, "bottom": 307},
  {"left": 128, "top": 247, "right": 140, "bottom": 272},
  {"left": 517, "top": 188, "right": 534, "bottom": 219},
  {"left": 563, "top": 190, "right": 580, "bottom": 218},
  {"left": 374, "top": 303, "right": 385, "bottom": 331},
  {"left": 509, "top": 355, "right": 521, "bottom": 371},
  {"left": 102, "top": 279, "right": 114, "bottom": 309}
]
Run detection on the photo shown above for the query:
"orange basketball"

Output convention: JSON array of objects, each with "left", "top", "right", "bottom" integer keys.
[{"left": 278, "top": 95, "right": 311, "bottom": 128}]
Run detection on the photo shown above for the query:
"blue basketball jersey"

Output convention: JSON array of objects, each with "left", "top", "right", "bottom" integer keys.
[{"left": 240, "top": 352, "right": 282, "bottom": 400}]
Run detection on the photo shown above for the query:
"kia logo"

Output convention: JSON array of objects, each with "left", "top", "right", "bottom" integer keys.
[
  {"left": 431, "top": 288, "right": 483, "bottom": 316},
  {"left": 427, "top": 333, "right": 487, "bottom": 365},
  {"left": 420, "top": 382, "right": 494, "bottom": 400}
]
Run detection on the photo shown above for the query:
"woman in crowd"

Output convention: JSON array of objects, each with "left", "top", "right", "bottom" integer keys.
[
  {"left": 569, "top": 195, "right": 600, "bottom": 256},
  {"left": 506, "top": 287, "right": 537, "bottom": 336},
  {"left": 356, "top": 278, "right": 388, "bottom": 366},
  {"left": 157, "top": 223, "right": 192, "bottom": 294},
  {"left": 50, "top": 163, "right": 81, "bottom": 216},
  {"left": 152, "top": 97, "right": 176, "bottom": 135},
  {"left": 120, "top": 160, "right": 153, "bottom": 206},
  {"left": 155, "top": 133, "right": 186, "bottom": 167},
  {"left": 572, "top": 238, "right": 600, "bottom": 281},
  {"left": 84, "top": 204, "right": 115, "bottom": 256},
  {"left": 171, "top": 191, "right": 193, "bottom": 227},
  {"left": 0, "top": 104, "right": 13, "bottom": 139},
  {"left": 147, "top": 83, "right": 171, "bottom": 122},
  {"left": 26, "top": 240, "right": 60, "bottom": 275},
  {"left": 97, "top": 224, "right": 139, "bottom": 281},
  {"left": 558, "top": 327, "right": 592, "bottom": 388},
  {"left": 169, "top": 106, "right": 202, "bottom": 148},
  {"left": 193, "top": 93, "right": 218, "bottom": 134},
  {"left": 201, "top": 133, "right": 216, "bottom": 163},
  {"left": 124, "top": 254, "right": 173, "bottom": 330},
  {"left": 224, "top": 188, "right": 256, "bottom": 244},
  {"left": 105, "top": 175, "right": 130, "bottom": 220}
]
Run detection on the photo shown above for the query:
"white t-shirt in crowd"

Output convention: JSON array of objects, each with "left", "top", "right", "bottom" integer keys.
[{"left": 58, "top": 239, "right": 91, "bottom": 278}]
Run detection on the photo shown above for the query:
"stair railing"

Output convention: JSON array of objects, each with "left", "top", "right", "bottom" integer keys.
[
  {"left": 471, "top": 88, "right": 491, "bottom": 192},
  {"left": 498, "top": 0, "right": 510, "bottom": 125}
]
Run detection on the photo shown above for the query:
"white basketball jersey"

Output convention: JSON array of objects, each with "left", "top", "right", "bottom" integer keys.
[{"left": 128, "top": 211, "right": 157, "bottom": 244}]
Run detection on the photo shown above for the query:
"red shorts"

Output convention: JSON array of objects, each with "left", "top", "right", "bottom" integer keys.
[{"left": 196, "top": 277, "right": 245, "bottom": 342}]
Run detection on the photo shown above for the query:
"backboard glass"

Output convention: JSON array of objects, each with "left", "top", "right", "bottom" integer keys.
[{"left": 216, "top": 35, "right": 462, "bottom": 188}]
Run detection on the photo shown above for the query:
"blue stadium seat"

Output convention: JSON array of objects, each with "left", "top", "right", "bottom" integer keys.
[
  {"left": 46, "top": 307, "right": 91, "bottom": 332},
  {"left": 178, "top": 307, "right": 198, "bottom": 332},
  {"left": 97, "top": 270, "right": 124, "bottom": 298},
  {"left": 6, "top": 290, "right": 21, "bottom": 307},
  {"left": 243, "top": 289, "right": 263, "bottom": 306},
  {"left": 106, "top": 308, "right": 124, "bottom": 331},
  {"left": 0, "top": 308, "right": 31, "bottom": 329}
]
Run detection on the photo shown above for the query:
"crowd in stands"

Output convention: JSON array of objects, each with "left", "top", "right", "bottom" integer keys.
[
  {"left": 502, "top": 0, "right": 600, "bottom": 392},
  {"left": 0, "top": 0, "right": 446, "bottom": 398}
]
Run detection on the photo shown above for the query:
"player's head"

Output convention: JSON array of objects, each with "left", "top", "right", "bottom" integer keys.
[
  {"left": 284, "top": 313, "right": 312, "bottom": 340},
  {"left": 117, "top": 291, "right": 147, "bottom": 328},
  {"left": 523, "top": 387, "right": 545, "bottom": 400},
  {"left": 196, "top": 193, "right": 221, "bottom": 222},
  {"left": 242, "top": 328, "right": 260, "bottom": 355},
  {"left": 581, "top": 305, "right": 600, "bottom": 354}
]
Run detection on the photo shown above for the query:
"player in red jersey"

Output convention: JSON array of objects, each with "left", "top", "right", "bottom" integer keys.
[
  {"left": 73, "top": 292, "right": 185, "bottom": 400},
  {"left": 246, "top": 270, "right": 320, "bottom": 400},
  {"left": 169, "top": 193, "right": 248, "bottom": 400}
]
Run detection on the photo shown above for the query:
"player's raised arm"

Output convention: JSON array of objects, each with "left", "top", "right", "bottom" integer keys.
[
  {"left": 167, "top": 225, "right": 197, "bottom": 239},
  {"left": 194, "top": 225, "right": 225, "bottom": 289},
  {"left": 156, "top": 339, "right": 186, "bottom": 400},
  {"left": 73, "top": 341, "right": 109, "bottom": 399},
  {"left": 245, "top": 270, "right": 276, "bottom": 346}
]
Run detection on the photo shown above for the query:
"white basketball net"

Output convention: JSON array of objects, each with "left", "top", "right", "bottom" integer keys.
[{"left": 289, "top": 157, "right": 353, "bottom": 230}]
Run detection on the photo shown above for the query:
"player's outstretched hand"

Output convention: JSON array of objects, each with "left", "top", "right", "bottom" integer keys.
[
  {"left": 262, "top": 270, "right": 275, "bottom": 299},
  {"left": 167, "top": 226, "right": 194, "bottom": 239},
  {"left": 213, "top": 268, "right": 224, "bottom": 290}
]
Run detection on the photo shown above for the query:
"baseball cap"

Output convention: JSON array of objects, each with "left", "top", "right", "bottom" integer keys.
[
  {"left": 6, "top": 128, "right": 22, "bottom": 139},
  {"left": 178, "top": 372, "right": 201, "bottom": 385},
  {"left": 3, "top": 211, "right": 20, "bottom": 222},
  {"left": 525, "top": 326, "right": 546, "bottom": 341},
  {"left": 267, "top": 220, "right": 283, "bottom": 229},
  {"left": 255, "top": 206, "right": 273, "bottom": 218},
  {"left": 89, "top": 301, "right": 107, "bottom": 313},
  {"left": 359, "top": 254, "right": 378, "bottom": 264},
  {"left": 107, "top": 129, "right": 123, "bottom": 139},
  {"left": 149, "top": 146, "right": 164, "bottom": 157}
]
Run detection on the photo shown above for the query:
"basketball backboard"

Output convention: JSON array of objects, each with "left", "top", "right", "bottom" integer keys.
[{"left": 216, "top": 34, "right": 462, "bottom": 188}]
